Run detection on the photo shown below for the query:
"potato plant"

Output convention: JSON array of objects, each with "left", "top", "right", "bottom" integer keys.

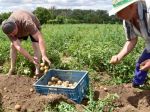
[{"left": 0, "top": 24, "right": 144, "bottom": 83}]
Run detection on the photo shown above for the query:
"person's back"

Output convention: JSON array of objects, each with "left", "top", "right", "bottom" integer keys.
[{"left": 8, "top": 10, "right": 41, "bottom": 38}]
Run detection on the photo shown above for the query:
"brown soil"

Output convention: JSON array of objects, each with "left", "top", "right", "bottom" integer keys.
[
  {"left": 0, "top": 74, "right": 150, "bottom": 112},
  {"left": 94, "top": 84, "right": 150, "bottom": 112}
]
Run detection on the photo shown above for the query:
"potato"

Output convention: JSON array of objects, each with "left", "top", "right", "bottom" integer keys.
[
  {"left": 62, "top": 82, "right": 69, "bottom": 87},
  {"left": 15, "top": 104, "right": 21, "bottom": 111},
  {"left": 40, "top": 63, "right": 45, "bottom": 67},
  {"left": 69, "top": 84, "right": 73, "bottom": 87},
  {"left": 33, "top": 76, "right": 37, "bottom": 79},
  {"left": 40, "top": 67, "right": 44, "bottom": 71},
  {"left": 48, "top": 81, "right": 52, "bottom": 86},
  {"left": 65, "top": 81, "right": 69, "bottom": 84},
  {"left": 30, "top": 88, "right": 34, "bottom": 92},
  {"left": 104, "top": 87, "right": 108, "bottom": 92},
  {"left": 51, "top": 77, "right": 56, "bottom": 81},
  {"left": 44, "top": 66, "right": 49, "bottom": 70},
  {"left": 51, "top": 77, "right": 59, "bottom": 82},
  {"left": 44, "top": 69, "right": 48, "bottom": 73},
  {"left": 57, "top": 80, "right": 62, "bottom": 85}
]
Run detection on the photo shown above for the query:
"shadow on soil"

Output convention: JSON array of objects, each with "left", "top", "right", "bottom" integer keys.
[
  {"left": 128, "top": 89, "right": 150, "bottom": 108},
  {"left": 0, "top": 93, "right": 3, "bottom": 112}
]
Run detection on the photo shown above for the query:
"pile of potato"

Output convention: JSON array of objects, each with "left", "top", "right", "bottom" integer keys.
[
  {"left": 40, "top": 63, "right": 49, "bottom": 73},
  {"left": 47, "top": 76, "right": 77, "bottom": 88}
]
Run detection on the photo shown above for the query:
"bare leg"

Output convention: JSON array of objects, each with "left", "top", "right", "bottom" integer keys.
[
  {"left": 7, "top": 42, "right": 18, "bottom": 75},
  {"left": 32, "top": 42, "right": 41, "bottom": 75}
]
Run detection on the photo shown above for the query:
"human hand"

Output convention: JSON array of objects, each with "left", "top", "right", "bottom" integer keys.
[
  {"left": 140, "top": 59, "right": 150, "bottom": 71},
  {"left": 110, "top": 55, "right": 121, "bottom": 64},
  {"left": 42, "top": 56, "right": 51, "bottom": 66},
  {"left": 33, "top": 57, "right": 39, "bottom": 66}
]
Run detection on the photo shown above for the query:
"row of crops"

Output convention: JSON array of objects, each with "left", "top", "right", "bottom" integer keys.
[{"left": 0, "top": 24, "right": 144, "bottom": 84}]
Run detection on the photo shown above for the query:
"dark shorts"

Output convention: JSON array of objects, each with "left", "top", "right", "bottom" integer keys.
[{"left": 20, "top": 35, "right": 38, "bottom": 42}]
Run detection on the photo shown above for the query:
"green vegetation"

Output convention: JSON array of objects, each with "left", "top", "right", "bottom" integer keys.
[
  {"left": 0, "top": 24, "right": 144, "bottom": 83},
  {"left": 0, "top": 24, "right": 145, "bottom": 111}
]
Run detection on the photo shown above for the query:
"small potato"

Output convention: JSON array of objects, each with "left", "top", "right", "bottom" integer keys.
[
  {"left": 57, "top": 80, "right": 62, "bottom": 85},
  {"left": 48, "top": 81, "right": 52, "bottom": 86},
  {"left": 51, "top": 77, "right": 56, "bottom": 81},
  {"left": 15, "top": 104, "right": 21, "bottom": 111},
  {"left": 33, "top": 76, "right": 37, "bottom": 79},
  {"left": 69, "top": 84, "right": 73, "bottom": 87},
  {"left": 51, "top": 77, "right": 59, "bottom": 82},
  {"left": 44, "top": 69, "right": 48, "bottom": 73},
  {"left": 40, "top": 63, "right": 45, "bottom": 67},
  {"left": 44, "top": 66, "right": 49, "bottom": 70},
  {"left": 62, "top": 82, "right": 69, "bottom": 87},
  {"left": 40, "top": 67, "right": 44, "bottom": 71},
  {"left": 65, "top": 81, "right": 69, "bottom": 84},
  {"left": 104, "top": 87, "right": 108, "bottom": 92}
]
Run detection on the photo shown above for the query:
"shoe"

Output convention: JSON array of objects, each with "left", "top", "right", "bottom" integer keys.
[{"left": 132, "top": 83, "right": 140, "bottom": 88}]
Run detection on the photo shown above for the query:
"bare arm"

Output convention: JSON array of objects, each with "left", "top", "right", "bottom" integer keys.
[
  {"left": 32, "top": 31, "right": 46, "bottom": 57},
  {"left": 32, "top": 31, "right": 51, "bottom": 65},
  {"left": 110, "top": 37, "right": 138, "bottom": 64},
  {"left": 12, "top": 39, "right": 38, "bottom": 64}
]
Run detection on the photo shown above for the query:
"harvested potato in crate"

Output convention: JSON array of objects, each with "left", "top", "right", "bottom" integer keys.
[{"left": 33, "top": 69, "right": 89, "bottom": 103}]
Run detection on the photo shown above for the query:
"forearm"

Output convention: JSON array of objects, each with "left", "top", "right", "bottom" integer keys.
[
  {"left": 39, "top": 37, "right": 47, "bottom": 57},
  {"left": 32, "top": 31, "right": 47, "bottom": 57},
  {"left": 15, "top": 45, "right": 33, "bottom": 62},
  {"left": 117, "top": 38, "right": 137, "bottom": 60}
]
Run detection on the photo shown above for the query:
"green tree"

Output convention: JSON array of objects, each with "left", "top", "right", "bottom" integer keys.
[
  {"left": 0, "top": 12, "right": 11, "bottom": 24},
  {"left": 33, "top": 7, "right": 52, "bottom": 24}
]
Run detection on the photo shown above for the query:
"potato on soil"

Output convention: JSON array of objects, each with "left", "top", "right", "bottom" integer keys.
[
  {"left": 33, "top": 76, "right": 37, "bottom": 79},
  {"left": 62, "top": 82, "right": 69, "bottom": 87},
  {"left": 15, "top": 104, "right": 21, "bottom": 111},
  {"left": 30, "top": 88, "right": 34, "bottom": 92},
  {"left": 104, "top": 87, "right": 108, "bottom": 92}
]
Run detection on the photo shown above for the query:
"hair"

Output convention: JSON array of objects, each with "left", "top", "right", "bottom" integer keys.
[{"left": 1, "top": 19, "right": 16, "bottom": 34}]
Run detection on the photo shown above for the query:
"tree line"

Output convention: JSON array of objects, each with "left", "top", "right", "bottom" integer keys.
[{"left": 0, "top": 7, "right": 121, "bottom": 25}]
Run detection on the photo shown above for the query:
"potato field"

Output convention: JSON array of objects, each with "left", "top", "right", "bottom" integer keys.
[{"left": 0, "top": 24, "right": 149, "bottom": 112}]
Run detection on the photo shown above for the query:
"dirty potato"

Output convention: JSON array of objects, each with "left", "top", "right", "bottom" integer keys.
[
  {"left": 15, "top": 104, "right": 21, "bottom": 111},
  {"left": 40, "top": 63, "right": 45, "bottom": 67},
  {"left": 40, "top": 67, "right": 44, "bottom": 71},
  {"left": 57, "top": 80, "right": 62, "bottom": 85}
]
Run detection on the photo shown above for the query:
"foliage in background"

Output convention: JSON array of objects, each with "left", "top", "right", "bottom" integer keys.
[
  {"left": 0, "top": 7, "right": 120, "bottom": 24},
  {"left": 0, "top": 12, "right": 11, "bottom": 23},
  {"left": 0, "top": 24, "right": 144, "bottom": 83}
]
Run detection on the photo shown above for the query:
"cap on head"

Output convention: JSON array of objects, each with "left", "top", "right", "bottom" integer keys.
[
  {"left": 1, "top": 19, "right": 16, "bottom": 34},
  {"left": 109, "top": 0, "right": 138, "bottom": 16}
]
